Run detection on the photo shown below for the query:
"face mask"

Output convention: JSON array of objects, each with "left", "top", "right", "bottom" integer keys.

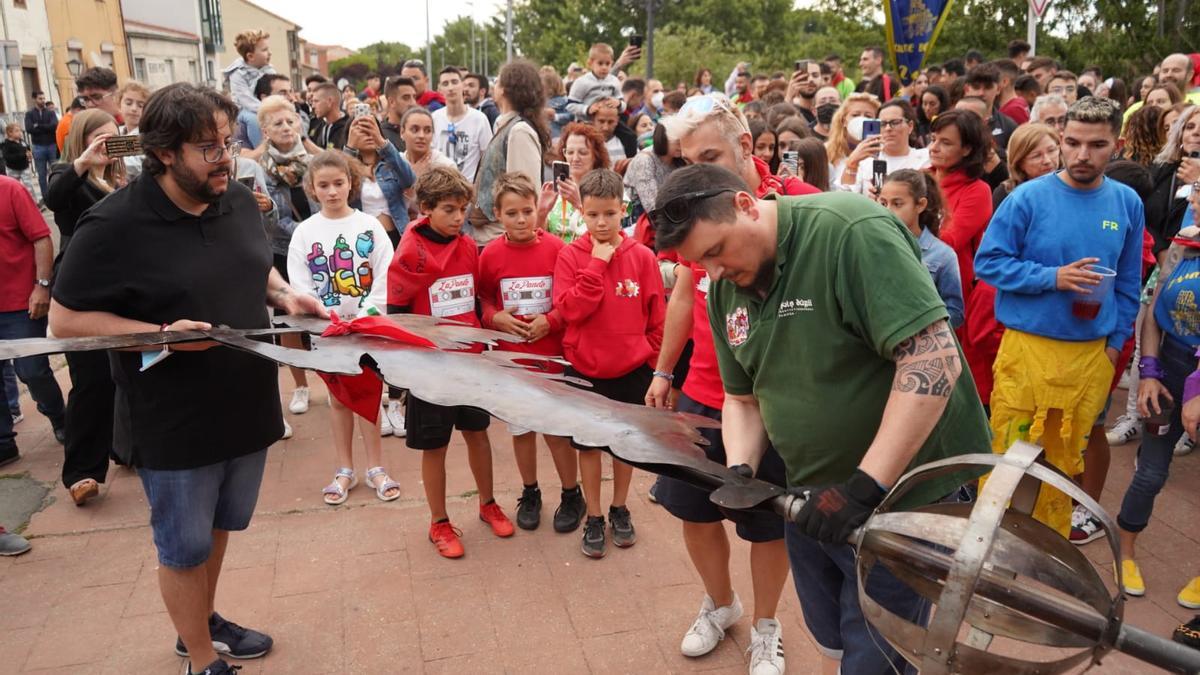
[
  {"left": 816, "top": 103, "right": 838, "bottom": 125},
  {"left": 847, "top": 115, "right": 875, "bottom": 143},
  {"left": 651, "top": 92, "right": 665, "bottom": 110}
]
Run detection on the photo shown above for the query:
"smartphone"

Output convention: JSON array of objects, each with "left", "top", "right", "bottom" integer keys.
[
  {"left": 781, "top": 150, "right": 800, "bottom": 175},
  {"left": 103, "top": 135, "right": 142, "bottom": 159},
  {"left": 629, "top": 34, "right": 643, "bottom": 49},
  {"left": 872, "top": 159, "right": 888, "bottom": 189},
  {"left": 237, "top": 176, "right": 257, "bottom": 191},
  {"left": 862, "top": 119, "right": 881, "bottom": 139},
  {"left": 552, "top": 161, "right": 570, "bottom": 189},
  {"left": 353, "top": 102, "right": 372, "bottom": 119},
  {"left": 795, "top": 60, "right": 804, "bottom": 72}
]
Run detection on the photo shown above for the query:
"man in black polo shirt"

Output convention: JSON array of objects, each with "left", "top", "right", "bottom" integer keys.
[{"left": 49, "top": 83, "right": 325, "bottom": 675}]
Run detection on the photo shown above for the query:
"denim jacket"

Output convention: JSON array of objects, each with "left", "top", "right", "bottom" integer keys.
[
  {"left": 348, "top": 141, "right": 416, "bottom": 234},
  {"left": 918, "top": 227, "right": 965, "bottom": 328}
]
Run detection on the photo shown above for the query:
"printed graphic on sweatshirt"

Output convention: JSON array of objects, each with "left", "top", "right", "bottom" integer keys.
[
  {"left": 307, "top": 232, "right": 376, "bottom": 308},
  {"left": 501, "top": 276, "right": 553, "bottom": 316},
  {"left": 429, "top": 274, "right": 475, "bottom": 317},
  {"left": 615, "top": 279, "right": 640, "bottom": 298},
  {"left": 726, "top": 307, "right": 750, "bottom": 346}
]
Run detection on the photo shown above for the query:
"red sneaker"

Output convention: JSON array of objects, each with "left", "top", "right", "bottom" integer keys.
[
  {"left": 429, "top": 521, "right": 465, "bottom": 558},
  {"left": 479, "top": 501, "right": 515, "bottom": 538}
]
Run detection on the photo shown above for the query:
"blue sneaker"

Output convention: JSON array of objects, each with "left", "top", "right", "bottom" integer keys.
[{"left": 175, "top": 612, "right": 272, "bottom": 660}]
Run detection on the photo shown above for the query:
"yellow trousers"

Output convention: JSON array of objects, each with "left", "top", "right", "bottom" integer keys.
[{"left": 987, "top": 330, "right": 1114, "bottom": 537}]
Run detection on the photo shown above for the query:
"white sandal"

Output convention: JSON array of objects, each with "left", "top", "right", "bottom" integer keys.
[
  {"left": 365, "top": 466, "right": 400, "bottom": 502},
  {"left": 323, "top": 467, "right": 357, "bottom": 505}
]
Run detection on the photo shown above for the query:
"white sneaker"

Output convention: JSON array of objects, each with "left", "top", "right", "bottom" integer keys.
[
  {"left": 1118, "top": 366, "right": 1135, "bottom": 391},
  {"left": 1175, "top": 435, "right": 1195, "bottom": 456},
  {"left": 1105, "top": 413, "right": 1141, "bottom": 446},
  {"left": 282, "top": 418, "right": 293, "bottom": 440},
  {"left": 748, "top": 618, "right": 785, "bottom": 675},
  {"left": 380, "top": 405, "right": 393, "bottom": 436},
  {"left": 386, "top": 399, "right": 406, "bottom": 438},
  {"left": 680, "top": 593, "right": 743, "bottom": 657},
  {"left": 289, "top": 386, "right": 310, "bottom": 414}
]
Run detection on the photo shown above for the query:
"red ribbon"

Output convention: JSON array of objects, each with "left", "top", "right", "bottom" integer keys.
[{"left": 316, "top": 312, "right": 436, "bottom": 422}]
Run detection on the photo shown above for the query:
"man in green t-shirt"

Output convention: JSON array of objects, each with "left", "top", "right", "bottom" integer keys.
[{"left": 652, "top": 164, "right": 991, "bottom": 675}]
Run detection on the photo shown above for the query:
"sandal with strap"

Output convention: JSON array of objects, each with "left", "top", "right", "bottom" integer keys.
[
  {"left": 322, "top": 468, "right": 357, "bottom": 505},
  {"left": 365, "top": 466, "right": 401, "bottom": 502}
]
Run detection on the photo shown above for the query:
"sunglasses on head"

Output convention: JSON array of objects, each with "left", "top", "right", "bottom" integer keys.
[
  {"left": 679, "top": 94, "right": 734, "bottom": 117},
  {"left": 650, "top": 188, "right": 736, "bottom": 227}
]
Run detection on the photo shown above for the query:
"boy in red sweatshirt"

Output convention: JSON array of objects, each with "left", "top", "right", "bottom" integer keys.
[
  {"left": 387, "top": 166, "right": 514, "bottom": 559},
  {"left": 478, "top": 172, "right": 585, "bottom": 533},
  {"left": 553, "top": 168, "right": 666, "bottom": 558}
]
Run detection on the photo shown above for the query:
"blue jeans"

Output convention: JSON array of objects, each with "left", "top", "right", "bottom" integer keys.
[
  {"left": 32, "top": 143, "right": 57, "bottom": 198},
  {"left": 0, "top": 312, "right": 65, "bottom": 451},
  {"left": 785, "top": 522, "right": 929, "bottom": 673},
  {"left": 139, "top": 449, "right": 268, "bottom": 568},
  {"left": 1117, "top": 336, "right": 1196, "bottom": 532},
  {"left": 3, "top": 361, "right": 18, "bottom": 415},
  {"left": 238, "top": 109, "right": 262, "bottom": 149}
]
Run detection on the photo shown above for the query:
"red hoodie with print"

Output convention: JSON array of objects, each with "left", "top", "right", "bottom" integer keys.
[
  {"left": 553, "top": 233, "right": 665, "bottom": 379},
  {"left": 478, "top": 230, "right": 567, "bottom": 357}
]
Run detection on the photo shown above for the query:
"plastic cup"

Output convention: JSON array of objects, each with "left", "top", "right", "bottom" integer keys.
[
  {"left": 1071, "top": 265, "right": 1116, "bottom": 321},
  {"left": 1143, "top": 397, "right": 1175, "bottom": 436}
]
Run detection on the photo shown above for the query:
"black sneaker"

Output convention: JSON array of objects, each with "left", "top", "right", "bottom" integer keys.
[
  {"left": 553, "top": 486, "right": 586, "bottom": 533},
  {"left": 581, "top": 515, "right": 607, "bottom": 558},
  {"left": 1174, "top": 615, "right": 1200, "bottom": 650},
  {"left": 186, "top": 659, "right": 241, "bottom": 675},
  {"left": 609, "top": 505, "right": 636, "bottom": 548},
  {"left": 516, "top": 485, "right": 542, "bottom": 531},
  {"left": 175, "top": 612, "right": 273, "bottom": 660}
]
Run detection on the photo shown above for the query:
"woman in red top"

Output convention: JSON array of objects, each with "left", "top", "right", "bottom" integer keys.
[
  {"left": 929, "top": 109, "right": 993, "bottom": 295},
  {"left": 929, "top": 109, "right": 993, "bottom": 398}
]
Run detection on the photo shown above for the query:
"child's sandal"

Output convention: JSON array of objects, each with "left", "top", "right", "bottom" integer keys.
[
  {"left": 323, "top": 467, "right": 357, "bottom": 505},
  {"left": 365, "top": 466, "right": 400, "bottom": 502}
]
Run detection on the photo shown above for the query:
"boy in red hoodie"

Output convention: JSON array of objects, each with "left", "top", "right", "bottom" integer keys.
[
  {"left": 478, "top": 172, "right": 585, "bottom": 534},
  {"left": 553, "top": 168, "right": 666, "bottom": 558},
  {"left": 387, "top": 166, "right": 514, "bottom": 558}
]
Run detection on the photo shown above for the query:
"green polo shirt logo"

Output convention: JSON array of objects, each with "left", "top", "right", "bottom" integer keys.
[
  {"left": 725, "top": 306, "right": 750, "bottom": 346},
  {"left": 778, "top": 297, "right": 814, "bottom": 317}
]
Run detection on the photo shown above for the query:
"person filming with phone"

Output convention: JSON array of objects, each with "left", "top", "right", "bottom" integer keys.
[
  {"left": 834, "top": 99, "right": 928, "bottom": 194},
  {"left": 539, "top": 122, "right": 609, "bottom": 242}
]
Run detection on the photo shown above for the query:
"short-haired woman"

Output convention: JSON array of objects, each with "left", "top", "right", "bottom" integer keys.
[{"left": 539, "top": 122, "right": 609, "bottom": 243}]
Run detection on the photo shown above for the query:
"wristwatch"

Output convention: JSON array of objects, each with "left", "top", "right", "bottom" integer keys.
[{"left": 35, "top": 278, "right": 50, "bottom": 288}]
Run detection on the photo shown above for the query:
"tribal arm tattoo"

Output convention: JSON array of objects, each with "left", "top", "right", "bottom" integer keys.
[{"left": 891, "top": 320, "right": 961, "bottom": 397}]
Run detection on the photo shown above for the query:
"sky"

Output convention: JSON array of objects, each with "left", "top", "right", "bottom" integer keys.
[{"left": 250, "top": 0, "right": 510, "bottom": 51}]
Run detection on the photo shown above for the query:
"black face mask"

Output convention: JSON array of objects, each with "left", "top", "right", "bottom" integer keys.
[{"left": 816, "top": 103, "right": 838, "bottom": 125}]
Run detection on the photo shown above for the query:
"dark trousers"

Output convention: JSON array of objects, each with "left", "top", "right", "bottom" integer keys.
[
  {"left": 0, "top": 312, "right": 65, "bottom": 452},
  {"left": 62, "top": 350, "right": 115, "bottom": 485}
]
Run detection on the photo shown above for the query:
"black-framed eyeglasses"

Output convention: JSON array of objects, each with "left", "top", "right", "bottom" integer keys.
[
  {"left": 879, "top": 119, "right": 909, "bottom": 129},
  {"left": 191, "top": 141, "right": 242, "bottom": 163},
  {"left": 650, "top": 188, "right": 736, "bottom": 226}
]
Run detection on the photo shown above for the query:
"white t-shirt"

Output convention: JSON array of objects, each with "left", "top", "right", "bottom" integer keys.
[
  {"left": 287, "top": 209, "right": 394, "bottom": 318},
  {"left": 432, "top": 107, "right": 493, "bottom": 181},
  {"left": 359, "top": 178, "right": 388, "bottom": 218},
  {"left": 833, "top": 147, "right": 930, "bottom": 194},
  {"left": 605, "top": 135, "right": 628, "bottom": 167}
]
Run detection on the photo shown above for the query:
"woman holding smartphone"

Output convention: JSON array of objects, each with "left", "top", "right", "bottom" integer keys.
[
  {"left": 45, "top": 109, "right": 127, "bottom": 505},
  {"left": 834, "top": 99, "right": 928, "bottom": 193},
  {"left": 537, "top": 122, "right": 609, "bottom": 243},
  {"left": 343, "top": 113, "right": 415, "bottom": 248}
]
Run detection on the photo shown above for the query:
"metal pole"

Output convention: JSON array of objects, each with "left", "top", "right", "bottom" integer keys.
[
  {"left": 1027, "top": 1, "right": 1037, "bottom": 57},
  {"left": 425, "top": 0, "right": 433, "bottom": 74},
  {"left": 483, "top": 28, "right": 488, "bottom": 78},
  {"left": 645, "top": 0, "right": 655, "bottom": 80},
  {"left": 505, "top": 0, "right": 513, "bottom": 63},
  {"left": 469, "top": 4, "right": 476, "bottom": 73}
]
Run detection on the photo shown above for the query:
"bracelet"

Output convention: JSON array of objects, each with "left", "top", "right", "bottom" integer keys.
[
  {"left": 1185, "top": 371, "right": 1200, "bottom": 406},
  {"left": 652, "top": 370, "right": 675, "bottom": 382},
  {"left": 1138, "top": 355, "right": 1164, "bottom": 380}
]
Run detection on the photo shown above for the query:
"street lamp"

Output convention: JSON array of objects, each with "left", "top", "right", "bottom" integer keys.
[{"left": 66, "top": 58, "right": 84, "bottom": 77}]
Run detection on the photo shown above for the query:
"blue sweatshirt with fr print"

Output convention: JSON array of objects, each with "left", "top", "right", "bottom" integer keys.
[{"left": 974, "top": 172, "right": 1144, "bottom": 351}]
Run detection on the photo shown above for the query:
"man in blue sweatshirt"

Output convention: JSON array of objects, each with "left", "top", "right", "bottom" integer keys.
[{"left": 975, "top": 96, "right": 1143, "bottom": 538}]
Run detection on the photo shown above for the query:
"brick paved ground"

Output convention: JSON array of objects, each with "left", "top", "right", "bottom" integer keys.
[{"left": 1, "top": 369, "right": 1197, "bottom": 673}]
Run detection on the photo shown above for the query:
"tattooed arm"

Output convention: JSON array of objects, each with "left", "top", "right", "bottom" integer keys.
[{"left": 857, "top": 319, "right": 962, "bottom": 487}]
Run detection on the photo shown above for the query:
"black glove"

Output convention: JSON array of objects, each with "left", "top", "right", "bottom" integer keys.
[{"left": 791, "top": 469, "right": 886, "bottom": 544}]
